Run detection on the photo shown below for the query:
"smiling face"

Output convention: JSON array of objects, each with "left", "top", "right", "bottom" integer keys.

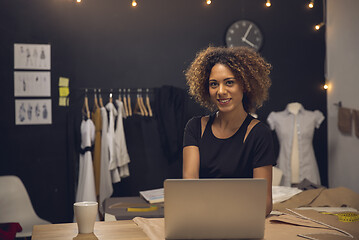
[{"left": 208, "top": 63, "right": 245, "bottom": 114}]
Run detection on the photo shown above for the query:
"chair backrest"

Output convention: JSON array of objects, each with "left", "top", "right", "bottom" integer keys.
[{"left": 0, "top": 175, "right": 50, "bottom": 237}]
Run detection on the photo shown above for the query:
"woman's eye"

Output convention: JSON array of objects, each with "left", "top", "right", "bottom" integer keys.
[
  {"left": 226, "top": 80, "right": 234, "bottom": 86},
  {"left": 209, "top": 82, "right": 218, "bottom": 87}
]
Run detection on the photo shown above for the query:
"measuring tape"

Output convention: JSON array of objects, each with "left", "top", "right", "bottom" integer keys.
[
  {"left": 127, "top": 206, "right": 159, "bottom": 212},
  {"left": 322, "top": 212, "right": 359, "bottom": 222}
]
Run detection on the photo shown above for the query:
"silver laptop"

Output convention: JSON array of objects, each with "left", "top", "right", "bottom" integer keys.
[{"left": 164, "top": 179, "right": 267, "bottom": 239}]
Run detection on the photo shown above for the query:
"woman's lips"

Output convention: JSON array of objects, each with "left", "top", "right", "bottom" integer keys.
[{"left": 217, "top": 98, "right": 231, "bottom": 105}]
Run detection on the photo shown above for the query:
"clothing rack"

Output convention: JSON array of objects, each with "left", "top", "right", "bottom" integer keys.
[
  {"left": 77, "top": 87, "right": 154, "bottom": 95},
  {"left": 78, "top": 87, "right": 154, "bottom": 118}
]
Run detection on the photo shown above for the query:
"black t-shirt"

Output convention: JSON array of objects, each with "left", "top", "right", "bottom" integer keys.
[{"left": 183, "top": 113, "right": 276, "bottom": 178}]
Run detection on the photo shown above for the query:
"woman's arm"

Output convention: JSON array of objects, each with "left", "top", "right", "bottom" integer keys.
[
  {"left": 183, "top": 146, "right": 200, "bottom": 179},
  {"left": 253, "top": 165, "right": 273, "bottom": 216}
]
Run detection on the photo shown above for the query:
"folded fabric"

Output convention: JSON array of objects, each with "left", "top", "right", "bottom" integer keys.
[
  {"left": 0, "top": 223, "right": 22, "bottom": 240},
  {"left": 353, "top": 109, "right": 359, "bottom": 138},
  {"left": 273, "top": 187, "right": 359, "bottom": 212},
  {"left": 338, "top": 107, "right": 352, "bottom": 135}
]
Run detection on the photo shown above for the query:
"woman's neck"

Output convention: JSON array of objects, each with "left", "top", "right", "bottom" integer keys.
[{"left": 216, "top": 109, "right": 248, "bottom": 130}]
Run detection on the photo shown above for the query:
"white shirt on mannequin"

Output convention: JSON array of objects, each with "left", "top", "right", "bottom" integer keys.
[{"left": 267, "top": 103, "right": 324, "bottom": 186}]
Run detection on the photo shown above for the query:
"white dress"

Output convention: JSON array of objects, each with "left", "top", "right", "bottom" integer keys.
[
  {"left": 99, "top": 107, "right": 113, "bottom": 214},
  {"left": 105, "top": 102, "right": 121, "bottom": 183},
  {"left": 76, "top": 119, "right": 97, "bottom": 203},
  {"left": 114, "top": 99, "right": 130, "bottom": 178}
]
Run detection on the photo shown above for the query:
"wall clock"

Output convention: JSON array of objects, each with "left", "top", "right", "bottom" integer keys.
[{"left": 225, "top": 20, "right": 263, "bottom": 51}]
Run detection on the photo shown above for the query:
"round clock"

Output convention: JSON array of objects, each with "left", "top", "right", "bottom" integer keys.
[{"left": 225, "top": 20, "right": 263, "bottom": 51}]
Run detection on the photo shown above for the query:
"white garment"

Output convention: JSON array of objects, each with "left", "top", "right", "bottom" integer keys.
[
  {"left": 76, "top": 119, "right": 98, "bottom": 218},
  {"left": 99, "top": 107, "right": 113, "bottom": 214},
  {"left": 105, "top": 102, "right": 121, "bottom": 183},
  {"left": 267, "top": 103, "right": 324, "bottom": 187},
  {"left": 114, "top": 100, "right": 131, "bottom": 178}
]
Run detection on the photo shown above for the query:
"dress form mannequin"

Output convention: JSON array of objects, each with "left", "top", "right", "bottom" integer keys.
[
  {"left": 287, "top": 102, "right": 302, "bottom": 115},
  {"left": 267, "top": 102, "right": 324, "bottom": 186},
  {"left": 287, "top": 102, "right": 301, "bottom": 184}
]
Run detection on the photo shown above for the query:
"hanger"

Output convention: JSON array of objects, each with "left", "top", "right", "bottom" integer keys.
[
  {"left": 122, "top": 89, "right": 129, "bottom": 117},
  {"left": 145, "top": 88, "right": 153, "bottom": 117},
  {"left": 82, "top": 89, "right": 90, "bottom": 119},
  {"left": 134, "top": 91, "right": 144, "bottom": 116},
  {"left": 118, "top": 88, "right": 127, "bottom": 118},
  {"left": 109, "top": 89, "right": 113, "bottom": 103},
  {"left": 93, "top": 88, "right": 99, "bottom": 111},
  {"left": 118, "top": 89, "right": 122, "bottom": 102},
  {"left": 139, "top": 89, "right": 148, "bottom": 116},
  {"left": 98, "top": 88, "right": 104, "bottom": 107},
  {"left": 127, "top": 89, "right": 132, "bottom": 116}
]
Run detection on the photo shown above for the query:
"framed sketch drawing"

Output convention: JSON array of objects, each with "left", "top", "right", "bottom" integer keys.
[
  {"left": 14, "top": 43, "right": 51, "bottom": 70},
  {"left": 15, "top": 99, "right": 52, "bottom": 125},
  {"left": 14, "top": 71, "right": 51, "bottom": 97}
]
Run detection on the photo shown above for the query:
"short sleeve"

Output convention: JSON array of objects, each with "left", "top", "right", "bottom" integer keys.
[
  {"left": 314, "top": 110, "right": 325, "bottom": 128},
  {"left": 183, "top": 116, "right": 201, "bottom": 147},
  {"left": 251, "top": 123, "right": 276, "bottom": 168},
  {"left": 266, "top": 112, "right": 276, "bottom": 130}
]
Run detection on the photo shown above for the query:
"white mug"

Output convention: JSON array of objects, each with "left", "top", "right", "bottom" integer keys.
[{"left": 74, "top": 201, "right": 98, "bottom": 234}]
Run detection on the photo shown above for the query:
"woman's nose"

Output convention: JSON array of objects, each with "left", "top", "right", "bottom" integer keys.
[{"left": 217, "top": 83, "right": 227, "bottom": 95}]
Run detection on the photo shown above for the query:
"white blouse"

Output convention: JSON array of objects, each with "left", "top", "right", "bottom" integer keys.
[{"left": 267, "top": 103, "right": 324, "bottom": 186}]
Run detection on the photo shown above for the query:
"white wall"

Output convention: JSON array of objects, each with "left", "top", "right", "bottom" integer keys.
[{"left": 327, "top": 0, "right": 359, "bottom": 193}]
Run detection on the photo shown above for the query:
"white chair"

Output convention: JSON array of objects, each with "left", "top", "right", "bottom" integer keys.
[
  {"left": 272, "top": 167, "right": 283, "bottom": 186},
  {"left": 0, "top": 175, "right": 51, "bottom": 238}
]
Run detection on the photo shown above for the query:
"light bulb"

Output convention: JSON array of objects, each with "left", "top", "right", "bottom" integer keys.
[
  {"left": 132, "top": 0, "right": 137, "bottom": 7},
  {"left": 314, "top": 22, "right": 324, "bottom": 30},
  {"left": 76, "top": 0, "right": 81, "bottom": 3},
  {"left": 206, "top": 0, "right": 212, "bottom": 5},
  {"left": 265, "top": 0, "right": 271, "bottom": 7},
  {"left": 308, "top": 0, "right": 314, "bottom": 8},
  {"left": 323, "top": 84, "right": 329, "bottom": 90}
]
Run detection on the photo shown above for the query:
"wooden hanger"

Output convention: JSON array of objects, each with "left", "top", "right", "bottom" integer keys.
[
  {"left": 127, "top": 89, "right": 132, "bottom": 116},
  {"left": 118, "top": 89, "right": 127, "bottom": 118},
  {"left": 98, "top": 89, "right": 104, "bottom": 107},
  {"left": 118, "top": 89, "right": 122, "bottom": 102},
  {"left": 145, "top": 88, "right": 153, "bottom": 117},
  {"left": 134, "top": 91, "right": 144, "bottom": 116},
  {"left": 109, "top": 90, "right": 113, "bottom": 104},
  {"left": 122, "top": 89, "right": 129, "bottom": 117},
  {"left": 93, "top": 88, "right": 99, "bottom": 111},
  {"left": 82, "top": 89, "right": 90, "bottom": 119},
  {"left": 139, "top": 89, "right": 148, "bottom": 116}
]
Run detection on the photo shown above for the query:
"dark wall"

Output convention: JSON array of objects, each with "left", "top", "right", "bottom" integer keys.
[{"left": 0, "top": 0, "right": 326, "bottom": 223}]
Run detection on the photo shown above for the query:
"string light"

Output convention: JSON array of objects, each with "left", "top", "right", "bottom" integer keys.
[
  {"left": 314, "top": 22, "right": 324, "bottom": 30},
  {"left": 132, "top": 0, "right": 137, "bottom": 7},
  {"left": 76, "top": 0, "right": 81, "bottom": 3},
  {"left": 323, "top": 83, "right": 329, "bottom": 90},
  {"left": 265, "top": 0, "right": 271, "bottom": 7},
  {"left": 308, "top": 0, "right": 314, "bottom": 9},
  {"left": 206, "top": 0, "right": 212, "bottom": 5}
]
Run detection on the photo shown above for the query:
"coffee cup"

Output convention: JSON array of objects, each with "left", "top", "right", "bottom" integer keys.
[{"left": 73, "top": 201, "right": 98, "bottom": 234}]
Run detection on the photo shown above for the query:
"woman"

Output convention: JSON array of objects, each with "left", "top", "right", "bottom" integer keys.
[{"left": 183, "top": 46, "right": 275, "bottom": 216}]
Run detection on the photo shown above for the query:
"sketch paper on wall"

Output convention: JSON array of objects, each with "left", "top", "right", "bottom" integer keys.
[
  {"left": 14, "top": 43, "right": 51, "bottom": 70},
  {"left": 15, "top": 99, "right": 52, "bottom": 125},
  {"left": 14, "top": 71, "right": 51, "bottom": 97}
]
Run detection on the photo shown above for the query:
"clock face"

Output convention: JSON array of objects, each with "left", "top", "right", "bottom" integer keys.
[{"left": 225, "top": 20, "right": 263, "bottom": 51}]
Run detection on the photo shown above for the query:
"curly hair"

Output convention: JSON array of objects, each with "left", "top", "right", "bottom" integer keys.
[{"left": 185, "top": 46, "right": 272, "bottom": 113}]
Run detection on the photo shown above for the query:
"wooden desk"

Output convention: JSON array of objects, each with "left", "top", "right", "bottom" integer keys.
[{"left": 31, "top": 221, "right": 150, "bottom": 240}]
